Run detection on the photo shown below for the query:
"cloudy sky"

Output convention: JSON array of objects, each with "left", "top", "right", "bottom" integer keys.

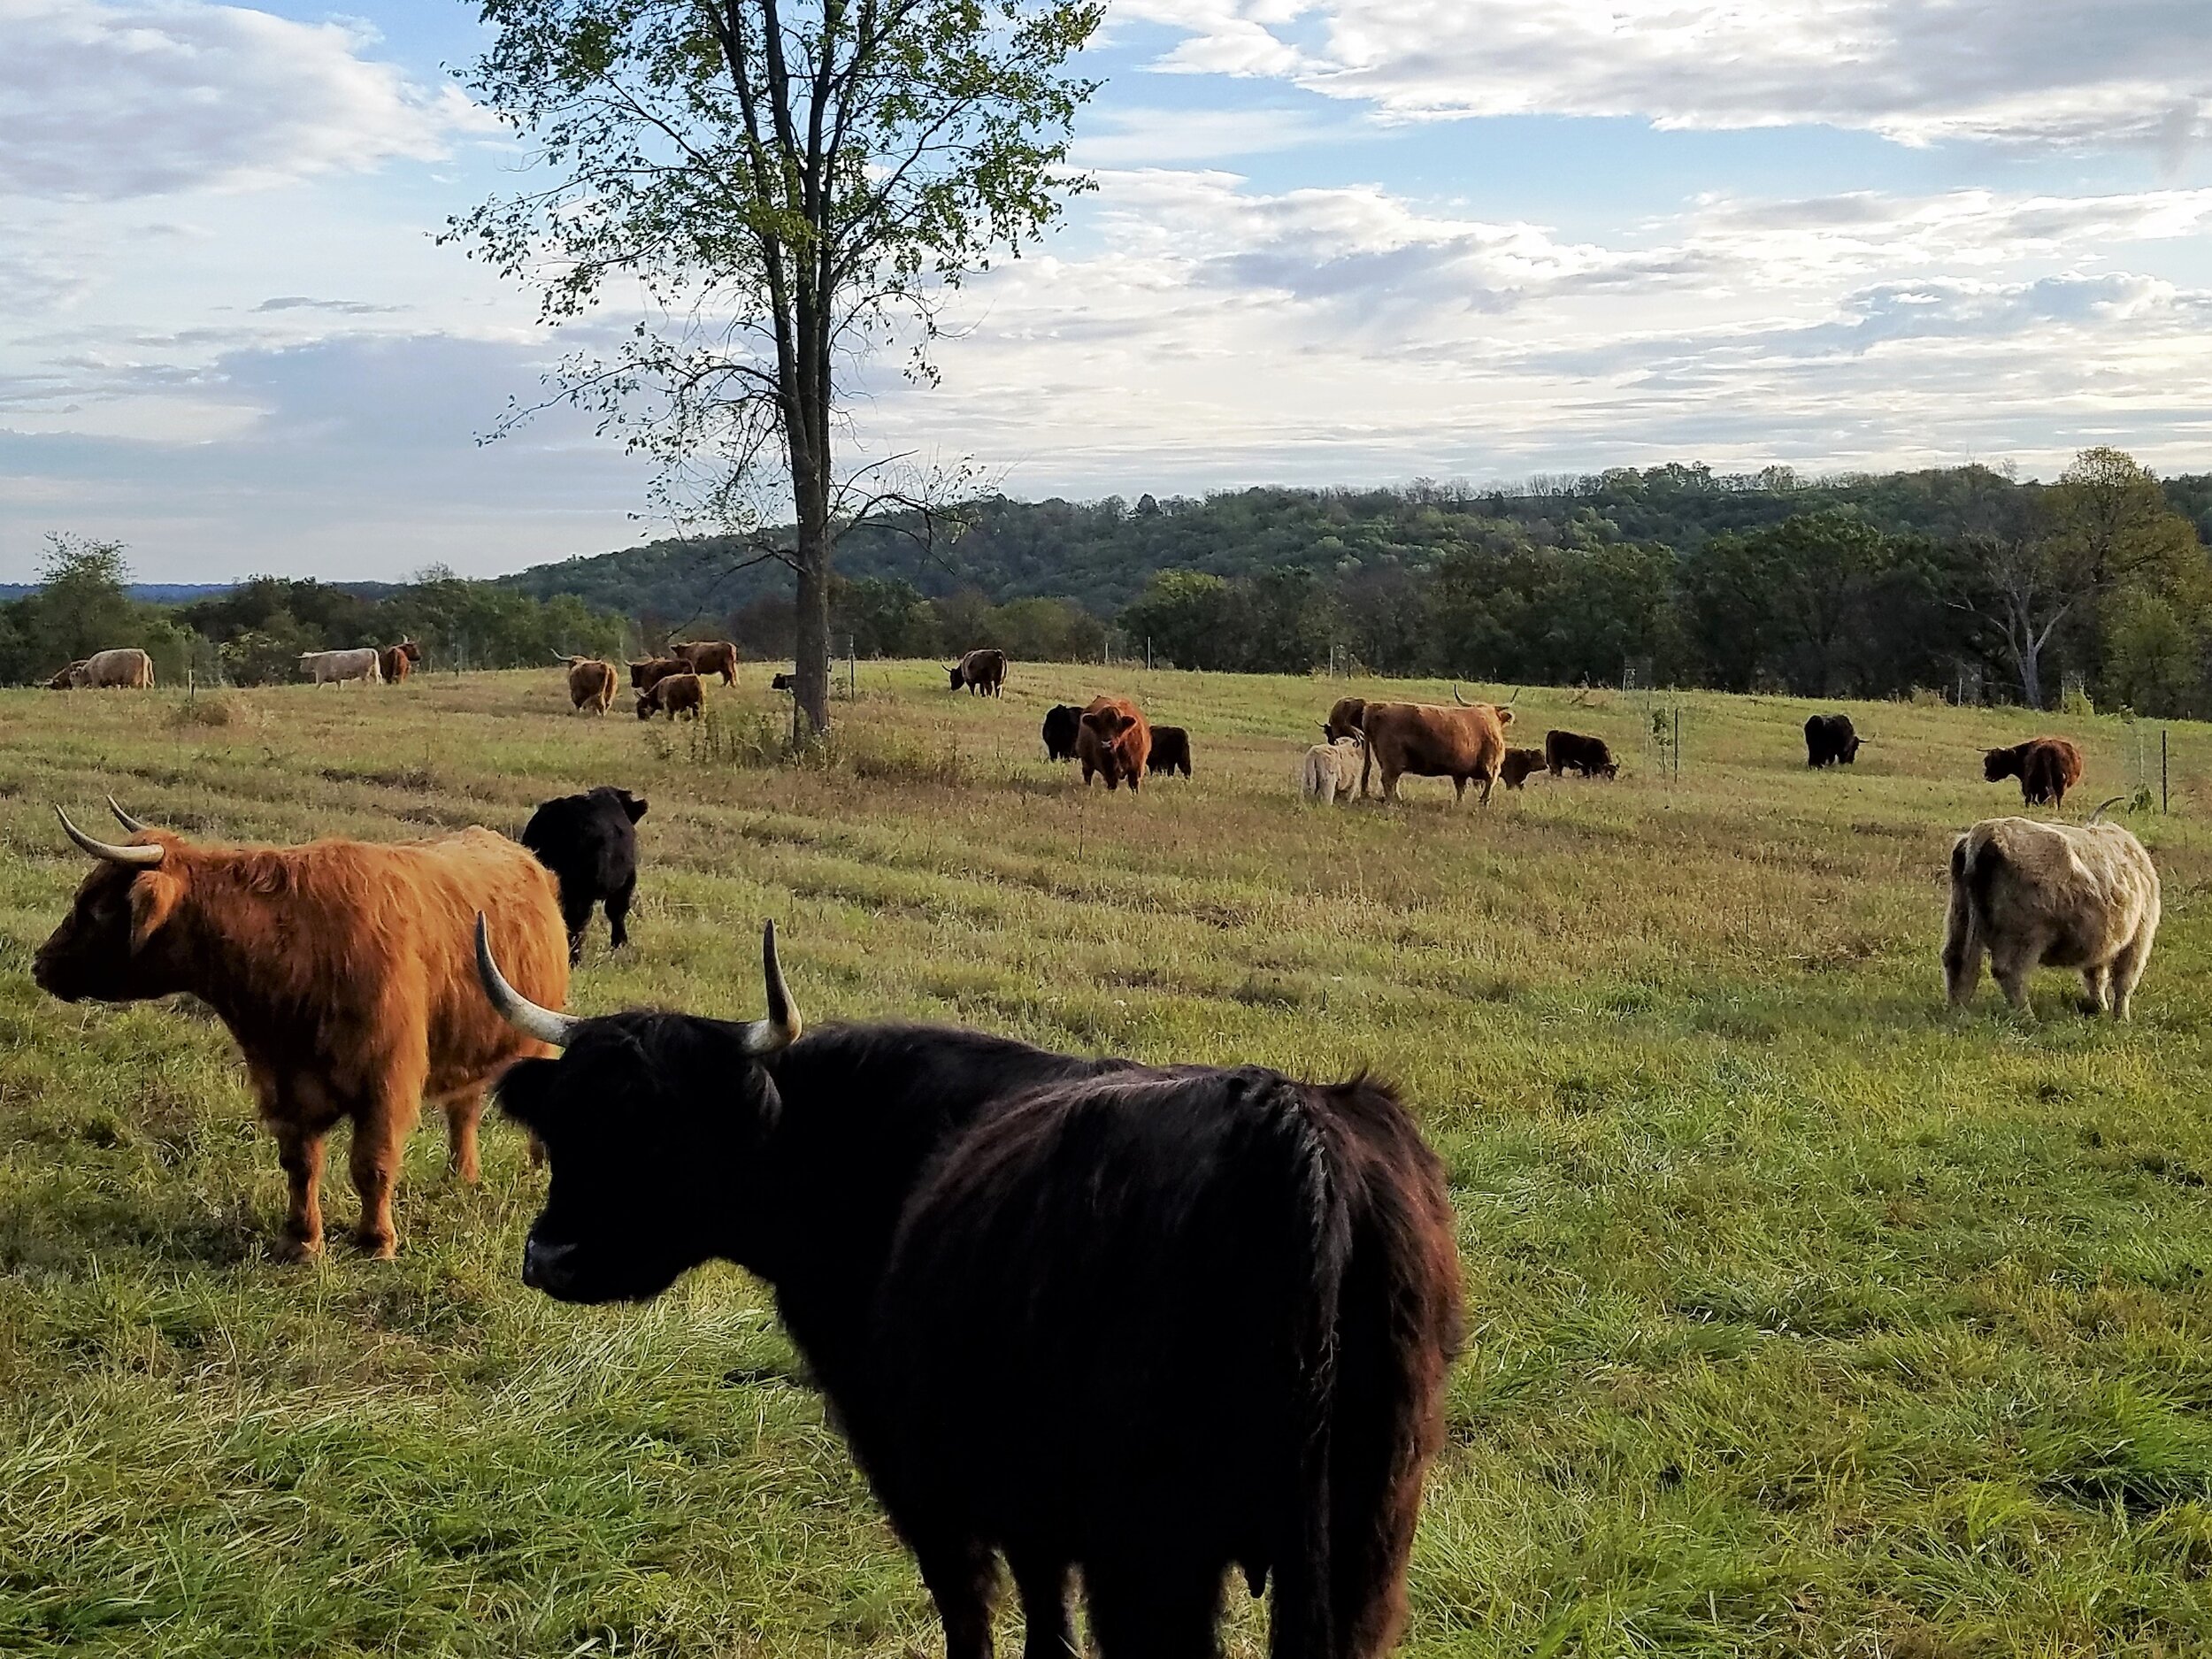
[{"left": 2, "top": 0, "right": 2209, "bottom": 581}]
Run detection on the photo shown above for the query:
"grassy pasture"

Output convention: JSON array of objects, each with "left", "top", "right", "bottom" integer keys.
[{"left": 4, "top": 662, "right": 2212, "bottom": 1657}]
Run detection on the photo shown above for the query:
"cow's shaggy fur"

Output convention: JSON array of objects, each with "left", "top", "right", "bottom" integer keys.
[
  {"left": 1498, "top": 746, "right": 1548, "bottom": 789},
  {"left": 1148, "top": 726, "right": 1194, "bottom": 778},
  {"left": 35, "top": 813, "right": 567, "bottom": 1256},
  {"left": 1078, "top": 696, "right": 1150, "bottom": 791},
  {"left": 1357, "top": 701, "right": 1511, "bottom": 804},
  {"left": 1942, "top": 804, "right": 2159, "bottom": 1018},
  {"left": 1804, "top": 713, "right": 1860, "bottom": 767},
  {"left": 1984, "top": 737, "right": 2085, "bottom": 808},
  {"left": 562, "top": 657, "right": 618, "bottom": 715},
  {"left": 521, "top": 787, "right": 648, "bottom": 963},
  {"left": 1301, "top": 737, "right": 1363, "bottom": 803}
]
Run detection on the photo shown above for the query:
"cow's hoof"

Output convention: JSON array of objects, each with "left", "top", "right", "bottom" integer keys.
[
  {"left": 354, "top": 1231, "right": 398, "bottom": 1261},
  {"left": 273, "top": 1233, "right": 323, "bottom": 1264}
]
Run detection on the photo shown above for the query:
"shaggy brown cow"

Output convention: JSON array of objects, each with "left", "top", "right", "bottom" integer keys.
[
  {"left": 379, "top": 640, "right": 422, "bottom": 684},
  {"left": 50, "top": 649, "right": 155, "bottom": 689},
  {"left": 1324, "top": 696, "right": 1367, "bottom": 743},
  {"left": 560, "top": 657, "right": 618, "bottom": 715},
  {"left": 1499, "top": 746, "right": 1548, "bottom": 789},
  {"left": 629, "top": 657, "right": 687, "bottom": 692},
  {"left": 1984, "top": 737, "right": 2085, "bottom": 808},
  {"left": 34, "top": 803, "right": 568, "bottom": 1258},
  {"left": 636, "top": 672, "right": 704, "bottom": 721},
  {"left": 1545, "top": 729, "right": 1618, "bottom": 779},
  {"left": 1358, "top": 699, "right": 1512, "bottom": 804},
  {"left": 1804, "top": 713, "right": 1860, "bottom": 767},
  {"left": 46, "top": 662, "right": 86, "bottom": 689},
  {"left": 1077, "top": 696, "right": 1151, "bottom": 791},
  {"left": 1147, "top": 725, "right": 1193, "bottom": 778},
  {"left": 948, "top": 649, "right": 1009, "bottom": 696},
  {"left": 1944, "top": 801, "right": 2159, "bottom": 1018},
  {"left": 669, "top": 640, "right": 738, "bottom": 685}
]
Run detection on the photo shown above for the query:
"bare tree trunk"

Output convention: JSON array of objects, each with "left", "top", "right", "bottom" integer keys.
[
  {"left": 2017, "top": 639, "right": 2042, "bottom": 709},
  {"left": 793, "top": 507, "right": 832, "bottom": 735}
]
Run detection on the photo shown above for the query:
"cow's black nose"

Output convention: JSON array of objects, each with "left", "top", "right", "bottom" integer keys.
[{"left": 522, "top": 1235, "right": 572, "bottom": 1292}]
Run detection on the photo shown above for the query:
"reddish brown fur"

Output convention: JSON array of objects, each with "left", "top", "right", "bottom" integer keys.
[
  {"left": 1077, "top": 695, "right": 1151, "bottom": 791},
  {"left": 636, "top": 672, "right": 704, "bottom": 720},
  {"left": 669, "top": 640, "right": 738, "bottom": 684},
  {"left": 1984, "top": 737, "right": 2085, "bottom": 807},
  {"left": 629, "top": 657, "right": 687, "bottom": 692},
  {"left": 378, "top": 640, "right": 420, "bottom": 684},
  {"left": 1324, "top": 696, "right": 1367, "bottom": 744},
  {"left": 1498, "top": 746, "right": 1548, "bottom": 789},
  {"left": 949, "top": 649, "right": 1009, "bottom": 696},
  {"left": 33, "top": 824, "right": 568, "bottom": 1258},
  {"left": 1357, "top": 700, "right": 1511, "bottom": 804},
  {"left": 567, "top": 658, "right": 617, "bottom": 714}
]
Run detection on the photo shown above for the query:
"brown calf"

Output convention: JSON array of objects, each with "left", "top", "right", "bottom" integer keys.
[
  {"left": 1499, "top": 746, "right": 1548, "bottom": 789},
  {"left": 1545, "top": 729, "right": 1618, "bottom": 779},
  {"left": 636, "top": 672, "right": 704, "bottom": 720},
  {"left": 1077, "top": 696, "right": 1151, "bottom": 790},
  {"left": 1984, "top": 737, "right": 2084, "bottom": 808}
]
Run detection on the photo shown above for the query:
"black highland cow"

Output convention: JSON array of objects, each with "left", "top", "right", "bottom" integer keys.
[
  {"left": 1041, "top": 703, "right": 1081, "bottom": 762},
  {"left": 476, "top": 922, "right": 1463, "bottom": 1659},
  {"left": 519, "top": 787, "right": 647, "bottom": 963},
  {"left": 1804, "top": 713, "right": 1861, "bottom": 767}
]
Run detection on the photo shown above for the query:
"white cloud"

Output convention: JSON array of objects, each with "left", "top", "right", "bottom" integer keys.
[
  {"left": 0, "top": 0, "right": 484, "bottom": 202},
  {"left": 1121, "top": 0, "right": 2212, "bottom": 151}
]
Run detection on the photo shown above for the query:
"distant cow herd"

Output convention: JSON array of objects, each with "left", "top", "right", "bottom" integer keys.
[{"left": 27, "top": 649, "right": 2162, "bottom": 1659}]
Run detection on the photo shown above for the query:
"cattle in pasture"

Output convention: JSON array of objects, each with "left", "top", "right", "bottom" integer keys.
[
  {"left": 1804, "top": 713, "right": 1860, "bottom": 767},
  {"left": 1076, "top": 696, "right": 1150, "bottom": 791},
  {"left": 771, "top": 672, "right": 795, "bottom": 692},
  {"left": 948, "top": 649, "right": 1008, "bottom": 696},
  {"left": 1944, "top": 801, "right": 2158, "bottom": 1019},
  {"left": 1984, "top": 737, "right": 2085, "bottom": 808},
  {"left": 1148, "top": 725, "right": 1193, "bottom": 779},
  {"left": 1544, "top": 729, "right": 1617, "bottom": 780},
  {"left": 78, "top": 648, "right": 157, "bottom": 689},
  {"left": 1498, "top": 747, "right": 1548, "bottom": 790},
  {"left": 1357, "top": 699, "right": 1512, "bottom": 804},
  {"left": 477, "top": 921, "right": 1463, "bottom": 1659},
  {"left": 636, "top": 672, "right": 704, "bottom": 721},
  {"left": 379, "top": 640, "right": 422, "bottom": 684},
  {"left": 521, "top": 787, "right": 647, "bottom": 964},
  {"left": 46, "top": 662, "right": 87, "bottom": 689},
  {"left": 629, "top": 657, "right": 687, "bottom": 692},
  {"left": 1324, "top": 696, "right": 1366, "bottom": 744},
  {"left": 1041, "top": 703, "right": 1081, "bottom": 762},
  {"left": 556, "top": 656, "right": 618, "bottom": 715},
  {"left": 1301, "top": 736, "right": 1363, "bottom": 803},
  {"left": 34, "top": 803, "right": 568, "bottom": 1258},
  {"left": 300, "top": 648, "right": 383, "bottom": 687},
  {"left": 669, "top": 640, "right": 739, "bottom": 685}
]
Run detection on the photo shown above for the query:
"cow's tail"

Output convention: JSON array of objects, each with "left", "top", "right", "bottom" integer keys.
[
  {"left": 1271, "top": 1102, "right": 1352, "bottom": 1659},
  {"left": 1944, "top": 832, "right": 1988, "bottom": 1004}
]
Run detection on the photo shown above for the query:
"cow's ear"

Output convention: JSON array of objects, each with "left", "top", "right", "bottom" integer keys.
[
  {"left": 620, "top": 792, "right": 649, "bottom": 822},
  {"left": 128, "top": 870, "right": 184, "bottom": 951},
  {"left": 495, "top": 1056, "right": 560, "bottom": 1131}
]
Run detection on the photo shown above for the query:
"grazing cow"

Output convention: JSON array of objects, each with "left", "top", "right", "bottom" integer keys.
[
  {"left": 46, "top": 660, "right": 88, "bottom": 690},
  {"left": 1498, "top": 747, "right": 1548, "bottom": 790},
  {"left": 558, "top": 656, "right": 618, "bottom": 715},
  {"left": 1300, "top": 736, "right": 1363, "bottom": 803},
  {"left": 636, "top": 672, "right": 704, "bottom": 721},
  {"left": 379, "top": 640, "right": 422, "bottom": 684},
  {"left": 1041, "top": 703, "right": 1081, "bottom": 762},
  {"left": 34, "top": 803, "right": 568, "bottom": 1257},
  {"left": 477, "top": 923, "right": 1463, "bottom": 1659},
  {"left": 1544, "top": 729, "right": 1617, "bottom": 780},
  {"left": 521, "top": 787, "right": 647, "bottom": 963},
  {"left": 948, "top": 649, "right": 1008, "bottom": 697},
  {"left": 1804, "top": 713, "right": 1861, "bottom": 767},
  {"left": 56, "top": 648, "right": 157, "bottom": 689},
  {"left": 1984, "top": 737, "right": 2085, "bottom": 808},
  {"left": 1077, "top": 696, "right": 1150, "bottom": 791},
  {"left": 1148, "top": 725, "right": 1193, "bottom": 779},
  {"left": 1357, "top": 699, "right": 1512, "bottom": 804},
  {"left": 1944, "top": 801, "right": 2158, "bottom": 1018},
  {"left": 669, "top": 640, "right": 739, "bottom": 685},
  {"left": 771, "top": 672, "right": 795, "bottom": 693},
  {"left": 629, "top": 657, "right": 688, "bottom": 692},
  {"left": 299, "top": 648, "right": 382, "bottom": 686},
  {"left": 1324, "top": 696, "right": 1367, "bottom": 744}
]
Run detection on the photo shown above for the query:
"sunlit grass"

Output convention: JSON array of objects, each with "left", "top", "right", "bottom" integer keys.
[{"left": 3, "top": 661, "right": 2211, "bottom": 1655}]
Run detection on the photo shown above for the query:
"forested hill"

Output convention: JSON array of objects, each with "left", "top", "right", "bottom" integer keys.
[{"left": 498, "top": 463, "right": 2212, "bottom": 619}]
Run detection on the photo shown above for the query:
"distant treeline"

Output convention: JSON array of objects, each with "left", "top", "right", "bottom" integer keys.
[
  {"left": 0, "top": 539, "right": 633, "bottom": 687},
  {"left": 516, "top": 449, "right": 2212, "bottom": 714}
]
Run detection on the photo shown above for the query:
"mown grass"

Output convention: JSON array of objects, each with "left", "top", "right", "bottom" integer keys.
[{"left": 4, "top": 662, "right": 2212, "bottom": 1656}]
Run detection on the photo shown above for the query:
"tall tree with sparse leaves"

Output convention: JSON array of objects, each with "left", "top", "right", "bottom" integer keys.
[{"left": 450, "top": 0, "right": 1102, "bottom": 733}]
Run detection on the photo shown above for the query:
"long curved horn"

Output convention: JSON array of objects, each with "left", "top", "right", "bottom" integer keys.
[
  {"left": 739, "top": 920, "right": 803, "bottom": 1056},
  {"left": 57, "top": 806, "right": 163, "bottom": 866},
  {"left": 2086, "top": 795, "right": 2128, "bottom": 826},
  {"left": 1453, "top": 685, "right": 1471, "bottom": 705},
  {"left": 107, "top": 796, "right": 150, "bottom": 833},
  {"left": 475, "top": 914, "right": 578, "bottom": 1048}
]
